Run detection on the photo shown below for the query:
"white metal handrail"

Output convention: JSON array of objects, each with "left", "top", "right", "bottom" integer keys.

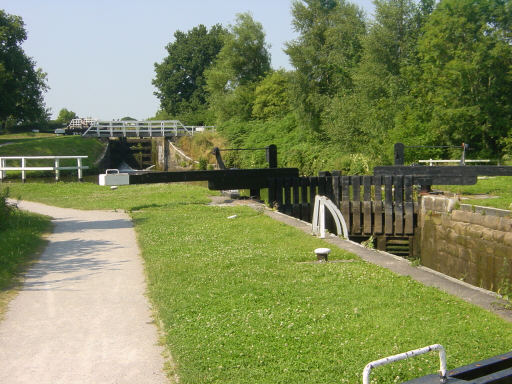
[
  {"left": 82, "top": 120, "right": 214, "bottom": 138},
  {"left": 0, "top": 156, "right": 88, "bottom": 182},
  {"left": 419, "top": 159, "right": 490, "bottom": 166},
  {"left": 362, "top": 344, "right": 447, "bottom": 384}
]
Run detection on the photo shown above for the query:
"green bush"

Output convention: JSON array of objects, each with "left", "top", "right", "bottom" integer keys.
[
  {"left": 198, "top": 157, "right": 208, "bottom": 170},
  {"left": 0, "top": 187, "right": 13, "bottom": 230}
]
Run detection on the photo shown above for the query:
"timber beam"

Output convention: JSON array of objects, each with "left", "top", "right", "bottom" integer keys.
[
  {"left": 373, "top": 165, "right": 512, "bottom": 186},
  {"left": 129, "top": 168, "right": 299, "bottom": 190}
]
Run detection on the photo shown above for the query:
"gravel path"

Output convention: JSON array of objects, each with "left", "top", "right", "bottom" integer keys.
[{"left": 0, "top": 201, "right": 168, "bottom": 383}]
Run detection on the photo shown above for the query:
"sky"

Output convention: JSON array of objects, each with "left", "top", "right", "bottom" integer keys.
[{"left": 2, "top": 0, "right": 375, "bottom": 121}]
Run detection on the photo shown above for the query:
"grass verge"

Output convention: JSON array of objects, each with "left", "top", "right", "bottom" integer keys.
[
  {"left": 4, "top": 182, "right": 512, "bottom": 383},
  {"left": 441, "top": 176, "right": 512, "bottom": 210},
  {"left": 0, "top": 134, "right": 106, "bottom": 176},
  {"left": 0, "top": 203, "right": 51, "bottom": 319},
  {"left": 4, "top": 182, "right": 216, "bottom": 211}
]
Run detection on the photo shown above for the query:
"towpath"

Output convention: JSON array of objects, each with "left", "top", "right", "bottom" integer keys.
[{"left": 0, "top": 201, "right": 168, "bottom": 383}]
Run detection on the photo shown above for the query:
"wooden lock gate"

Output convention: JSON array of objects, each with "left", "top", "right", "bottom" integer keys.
[{"left": 268, "top": 172, "right": 418, "bottom": 238}]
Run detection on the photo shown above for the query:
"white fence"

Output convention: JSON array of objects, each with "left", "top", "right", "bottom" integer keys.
[
  {"left": 0, "top": 156, "right": 88, "bottom": 182},
  {"left": 82, "top": 120, "right": 214, "bottom": 138},
  {"left": 419, "top": 159, "right": 490, "bottom": 166}
]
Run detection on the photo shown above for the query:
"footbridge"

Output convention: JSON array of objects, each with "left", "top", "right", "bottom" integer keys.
[{"left": 82, "top": 120, "right": 214, "bottom": 138}]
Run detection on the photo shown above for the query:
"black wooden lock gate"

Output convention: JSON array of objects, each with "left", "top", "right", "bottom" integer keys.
[
  {"left": 268, "top": 172, "right": 418, "bottom": 237},
  {"left": 402, "top": 351, "right": 512, "bottom": 383}
]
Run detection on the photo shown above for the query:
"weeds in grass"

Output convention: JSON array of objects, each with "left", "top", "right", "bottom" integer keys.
[
  {"left": 361, "top": 235, "right": 375, "bottom": 249},
  {"left": 0, "top": 187, "right": 13, "bottom": 230}
]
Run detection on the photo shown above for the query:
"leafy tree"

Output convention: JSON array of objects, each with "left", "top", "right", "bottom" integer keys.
[
  {"left": 56, "top": 108, "right": 77, "bottom": 124},
  {"left": 323, "top": 0, "right": 433, "bottom": 161},
  {"left": 120, "top": 116, "right": 136, "bottom": 121},
  {"left": 285, "top": 0, "right": 366, "bottom": 133},
  {"left": 153, "top": 24, "right": 226, "bottom": 125},
  {"left": 252, "top": 70, "right": 291, "bottom": 120},
  {"left": 0, "top": 10, "right": 48, "bottom": 132},
  {"left": 396, "top": 0, "right": 512, "bottom": 157},
  {"left": 206, "top": 13, "right": 271, "bottom": 123}
]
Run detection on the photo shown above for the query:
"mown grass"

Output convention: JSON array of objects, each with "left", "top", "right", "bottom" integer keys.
[
  {"left": 0, "top": 134, "right": 106, "bottom": 176},
  {"left": 441, "top": 176, "right": 512, "bottom": 210},
  {"left": 0, "top": 132, "right": 56, "bottom": 144},
  {"left": 5, "top": 182, "right": 512, "bottom": 383},
  {"left": 4, "top": 182, "right": 215, "bottom": 211}
]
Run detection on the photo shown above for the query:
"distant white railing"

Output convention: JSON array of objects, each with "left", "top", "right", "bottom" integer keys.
[
  {"left": 82, "top": 120, "right": 214, "bottom": 138},
  {"left": 0, "top": 156, "right": 88, "bottom": 182},
  {"left": 419, "top": 159, "right": 490, "bottom": 166}
]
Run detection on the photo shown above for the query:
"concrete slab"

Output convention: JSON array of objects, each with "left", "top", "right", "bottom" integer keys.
[{"left": 0, "top": 201, "right": 168, "bottom": 383}]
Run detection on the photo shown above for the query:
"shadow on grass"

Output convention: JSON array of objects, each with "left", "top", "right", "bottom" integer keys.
[{"left": 129, "top": 201, "right": 210, "bottom": 212}]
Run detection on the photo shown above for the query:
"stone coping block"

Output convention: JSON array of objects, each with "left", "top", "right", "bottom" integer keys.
[{"left": 460, "top": 203, "right": 512, "bottom": 218}]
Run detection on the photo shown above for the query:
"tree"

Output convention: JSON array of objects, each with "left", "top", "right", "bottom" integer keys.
[
  {"left": 56, "top": 108, "right": 77, "bottom": 125},
  {"left": 0, "top": 10, "right": 48, "bottom": 132},
  {"left": 285, "top": 0, "right": 366, "bottom": 133},
  {"left": 206, "top": 13, "right": 271, "bottom": 122},
  {"left": 153, "top": 24, "right": 226, "bottom": 125},
  {"left": 396, "top": 0, "right": 512, "bottom": 157},
  {"left": 252, "top": 70, "right": 291, "bottom": 120},
  {"left": 323, "top": 0, "right": 433, "bottom": 161}
]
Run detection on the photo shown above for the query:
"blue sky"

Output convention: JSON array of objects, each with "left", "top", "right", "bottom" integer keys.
[{"left": 2, "top": 0, "right": 375, "bottom": 121}]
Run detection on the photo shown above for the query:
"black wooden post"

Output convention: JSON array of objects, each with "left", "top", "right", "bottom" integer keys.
[
  {"left": 351, "top": 176, "right": 362, "bottom": 234},
  {"left": 212, "top": 147, "right": 226, "bottom": 169},
  {"left": 249, "top": 188, "right": 260, "bottom": 199},
  {"left": 394, "top": 142, "right": 405, "bottom": 165},
  {"left": 292, "top": 177, "right": 300, "bottom": 219},
  {"left": 341, "top": 176, "right": 351, "bottom": 233},
  {"left": 373, "top": 175, "right": 383, "bottom": 234},
  {"left": 266, "top": 144, "right": 277, "bottom": 168},
  {"left": 363, "top": 176, "right": 372, "bottom": 235},
  {"left": 301, "top": 177, "right": 310, "bottom": 221},
  {"left": 394, "top": 176, "right": 404, "bottom": 235},
  {"left": 384, "top": 176, "right": 393, "bottom": 234}
]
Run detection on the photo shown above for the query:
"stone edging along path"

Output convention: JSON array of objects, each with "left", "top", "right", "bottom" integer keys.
[
  {"left": 0, "top": 201, "right": 168, "bottom": 384},
  {"left": 211, "top": 196, "right": 512, "bottom": 323}
]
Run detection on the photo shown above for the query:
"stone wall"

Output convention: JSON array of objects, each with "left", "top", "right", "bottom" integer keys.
[
  {"left": 152, "top": 138, "right": 198, "bottom": 171},
  {"left": 417, "top": 195, "right": 512, "bottom": 293}
]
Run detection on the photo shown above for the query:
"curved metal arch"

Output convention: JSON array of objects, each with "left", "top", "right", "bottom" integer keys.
[{"left": 312, "top": 195, "right": 349, "bottom": 240}]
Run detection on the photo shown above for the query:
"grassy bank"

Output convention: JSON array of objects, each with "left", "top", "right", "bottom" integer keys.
[
  {"left": 5, "top": 182, "right": 215, "bottom": 211},
  {"left": 0, "top": 188, "right": 51, "bottom": 317},
  {"left": 0, "top": 134, "right": 106, "bottom": 176},
  {"left": 0, "top": 132, "right": 55, "bottom": 145},
  {"left": 441, "top": 176, "right": 512, "bottom": 210},
  {"left": 5, "top": 182, "right": 512, "bottom": 383}
]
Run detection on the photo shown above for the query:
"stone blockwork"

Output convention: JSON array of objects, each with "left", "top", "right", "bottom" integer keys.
[
  {"left": 152, "top": 137, "right": 196, "bottom": 171},
  {"left": 416, "top": 195, "right": 512, "bottom": 293}
]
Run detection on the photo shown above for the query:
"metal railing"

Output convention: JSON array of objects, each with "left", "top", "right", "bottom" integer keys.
[
  {"left": 82, "top": 120, "right": 214, "bottom": 138},
  {"left": 363, "top": 344, "right": 447, "bottom": 384},
  {"left": 0, "top": 156, "right": 88, "bottom": 182},
  {"left": 419, "top": 159, "right": 490, "bottom": 166}
]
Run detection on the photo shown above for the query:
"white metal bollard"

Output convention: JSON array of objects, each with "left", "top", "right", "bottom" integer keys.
[
  {"left": 77, "top": 158, "right": 83, "bottom": 181},
  {"left": 21, "top": 157, "right": 26, "bottom": 183},
  {"left": 55, "top": 158, "right": 60, "bottom": 181}
]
